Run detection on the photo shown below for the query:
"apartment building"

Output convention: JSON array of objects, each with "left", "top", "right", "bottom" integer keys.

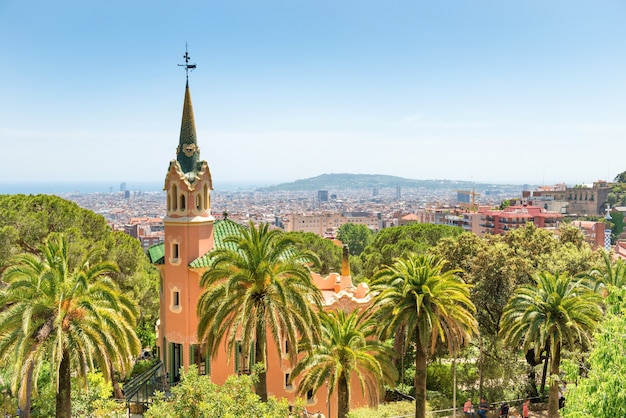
[{"left": 284, "top": 211, "right": 382, "bottom": 236}]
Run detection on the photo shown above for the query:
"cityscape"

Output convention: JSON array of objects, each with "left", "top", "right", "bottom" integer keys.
[{"left": 2, "top": 2, "right": 626, "bottom": 418}]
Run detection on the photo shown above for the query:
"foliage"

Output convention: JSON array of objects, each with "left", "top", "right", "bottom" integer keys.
[
  {"left": 337, "top": 223, "right": 374, "bottom": 256},
  {"left": 291, "top": 310, "right": 397, "bottom": 418},
  {"left": 0, "top": 194, "right": 160, "bottom": 347},
  {"left": 361, "top": 223, "right": 463, "bottom": 280},
  {"left": 285, "top": 231, "right": 343, "bottom": 275},
  {"left": 609, "top": 210, "right": 625, "bottom": 241},
  {"left": 561, "top": 288, "right": 626, "bottom": 418},
  {"left": 71, "top": 371, "right": 126, "bottom": 418},
  {"left": 0, "top": 234, "right": 140, "bottom": 417},
  {"left": 346, "top": 400, "right": 419, "bottom": 418},
  {"left": 197, "top": 222, "right": 323, "bottom": 401},
  {"left": 370, "top": 254, "right": 477, "bottom": 418},
  {"left": 144, "top": 365, "right": 294, "bottom": 418},
  {"left": 500, "top": 271, "right": 603, "bottom": 417},
  {"left": 614, "top": 170, "right": 626, "bottom": 184}
]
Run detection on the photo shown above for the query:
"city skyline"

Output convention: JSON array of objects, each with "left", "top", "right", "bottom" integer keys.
[{"left": 1, "top": 1, "right": 625, "bottom": 188}]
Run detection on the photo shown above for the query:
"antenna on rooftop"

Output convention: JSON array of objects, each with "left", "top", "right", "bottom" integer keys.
[{"left": 178, "top": 43, "right": 197, "bottom": 81}]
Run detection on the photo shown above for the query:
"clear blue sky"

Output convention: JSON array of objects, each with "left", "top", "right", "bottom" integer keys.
[{"left": 1, "top": 1, "right": 625, "bottom": 187}]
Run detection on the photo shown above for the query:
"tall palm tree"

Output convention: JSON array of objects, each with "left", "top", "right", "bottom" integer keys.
[
  {"left": 197, "top": 221, "right": 323, "bottom": 401},
  {"left": 290, "top": 309, "right": 397, "bottom": 418},
  {"left": 369, "top": 253, "right": 477, "bottom": 418},
  {"left": 500, "top": 271, "right": 603, "bottom": 417},
  {"left": 0, "top": 234, "right": 140, "bottom": 418}
]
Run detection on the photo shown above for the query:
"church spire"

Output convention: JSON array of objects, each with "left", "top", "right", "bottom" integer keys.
[{"left": 176, "top": 45, "right": 200, "bottom": 176}]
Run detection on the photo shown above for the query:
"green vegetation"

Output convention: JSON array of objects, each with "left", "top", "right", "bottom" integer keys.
[
  {"left": 291, "top": 310, "right": 397, "bottom": 418},
  {"left": 4, "top": 193, "right": 626, "bottom": 418},
  {"left": 370, "top": 254, "right": 478, "bottom": 418},
  {"left": 0, "top": 234, "right": 140, "bottom": 417},
  {"left": 197, "top": 221, "right": 323, "bottom": 401},
  {"left": 0, "top": 195, "right": 160, "bottom": 349},
  {"left": 500, "top": 271, "right": 603, "bottom": 417},
  {"left": 561, "top": 289, "right": 626, "bottom": 417},
  {"left": 360, "top": 223, "right": 463, "bottom": 280},
  {"left": 256, "top": 173, "right": 482, "bottom": 192},
  {"left": 145, "top": 365, "right": 294, "bottom": 418},
  {"left": 337, "top": 223, "right": 374, "bottom": 256}
]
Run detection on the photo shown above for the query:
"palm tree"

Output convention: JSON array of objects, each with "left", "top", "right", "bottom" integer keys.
[
  {"left": 0, "top": 234, "right": 140, "bottom": 418},
  {"left": 197, "top": 221, "right": 323, "bottom": 401},
  {"left": 369, "top": 254, "right": 477, "bottom": 418},
  {"left": 290, "top": 309, "right": 397, "bottom": 418},
  {"left": 500, "top": 271, "right": 603, "bottom": 417},
  {"left": 590, "top": 251, "right": 626, "bottom": 292}
]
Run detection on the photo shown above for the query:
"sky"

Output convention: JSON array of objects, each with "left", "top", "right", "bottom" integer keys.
[{"left": 1, "top": 1, "right": 625, "bottom": 190}]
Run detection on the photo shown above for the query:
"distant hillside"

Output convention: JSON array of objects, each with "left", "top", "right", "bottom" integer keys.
[{"left": 256, "top": 173, "right": 484, "bottom": 192}]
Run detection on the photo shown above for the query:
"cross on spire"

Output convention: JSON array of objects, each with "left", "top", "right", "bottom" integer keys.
[{"left": 178, "top": 43, "right": 197, "bottom": 82}]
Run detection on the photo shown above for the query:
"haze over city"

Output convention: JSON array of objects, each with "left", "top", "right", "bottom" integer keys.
[{"left": 1, "top": 1, "right": 625, "bottom": 190}]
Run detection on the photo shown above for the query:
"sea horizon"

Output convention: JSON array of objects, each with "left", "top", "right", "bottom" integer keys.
[{"left": 0, "top": 181, "right": 273, "bottom": 195}]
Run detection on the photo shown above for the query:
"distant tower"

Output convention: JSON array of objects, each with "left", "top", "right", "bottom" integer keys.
[
  {"left": 372, "top": 188, "right": 378, "bottom": 197},
  {"left": 120, "top": 182, "right": 127, "bottom": 192},
  {"left": 396, "top": 186, "right": 401, "bottom": 199},
  {"left": 318, "top": 190, "right": 329, "bottom": 202},
  {"left": 159, "top": 47, "right": 214, "bottom": 384}
]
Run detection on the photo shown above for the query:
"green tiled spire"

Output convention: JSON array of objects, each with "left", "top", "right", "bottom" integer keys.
[{"left": 176, "top": 81, "right": 200, "bottom": 175}]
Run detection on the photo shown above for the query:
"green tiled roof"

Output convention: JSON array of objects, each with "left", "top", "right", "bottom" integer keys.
[
  {"left": 190, "top": 219, "right": 245, "bottom": 268},
  {"left": 147, "top": 243, "right": 165, "bottom": 264},
  {"left": 147, "top": 219, "right": 246, "bottom": 268}
]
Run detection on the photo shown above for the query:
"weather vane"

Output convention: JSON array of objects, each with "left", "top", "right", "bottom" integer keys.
[{"left": 178, "top": 43, "right": 196, "bottom": 81}]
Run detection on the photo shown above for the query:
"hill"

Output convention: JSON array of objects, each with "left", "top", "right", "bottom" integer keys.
[{"left": 256, "top": 173, "right": 501, "bottom": 192}]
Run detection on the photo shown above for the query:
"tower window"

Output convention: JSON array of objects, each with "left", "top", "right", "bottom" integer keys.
[
  {"left": 170, "top": 287, "right": 182, "bottom": 313},
  {"left": 285, "top": 373, "right": 292, "bottom": 389},
  {"left": 180, "top": 194, "right": 186, "bottom": 211},
  {"left": 173, "top": 243, "right": 179, "bottom": 260},
  {"left": 306, "top": 389, "right": 314, "bottom": 402}
]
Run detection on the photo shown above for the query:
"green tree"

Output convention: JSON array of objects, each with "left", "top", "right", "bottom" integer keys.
[
  {"left": 561, "top": 288, "right": 626, "bottom": 418},
  {"left": 197, "top": 222, "right": 323, "bottom": 401},
  {"left": 0, "top": 195, "right": 160, "bottom": 348},
  {"left": 370, "top": 254, "right": 477, "bottom": 418},
  {"left": 589, "top": 251, "right": 626, "bottom": 291},
  {"left": 361, "top": 224, "right": 463, "bottom": 280},
  {"left": 291, "top": 310, "right": 397, "bottom": 418},
  {"left": 145, "top": 365, "right": 293, "bottom": 418},
  {"left": 500, "top": 271, "right": 603, "bottom": 417},
  {"left": 285, "top": 231, "right": 343, "bottom": 275},
  {"left": 0, "top": 234, "right": 140, "bottom": 418},
  {"left": 614, "top": 170, "right": 626, "bottom": 184},
  {"left": 337, "top": 224, "right": 374, "bottom": 256}
]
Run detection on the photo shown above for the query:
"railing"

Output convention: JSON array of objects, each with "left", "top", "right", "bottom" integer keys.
[
  {"left": 390, "top": 395, "right": 549, "bottom": 418},
  {"left": 124, "top": 360, "right": 165, "bottom": 413}
]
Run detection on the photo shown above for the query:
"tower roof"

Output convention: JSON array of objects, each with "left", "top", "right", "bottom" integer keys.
[{"left": 176, "top": 81, "right": 201, "bottom": 176}]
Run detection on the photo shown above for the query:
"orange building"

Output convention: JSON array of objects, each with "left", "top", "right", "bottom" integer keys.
[{"left": 151, "top": 80, "right": 376, "bottom": 416}]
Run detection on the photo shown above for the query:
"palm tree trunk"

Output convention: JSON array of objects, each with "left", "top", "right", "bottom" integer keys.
[
  {"left": 56, "top": 350, "right": 72, "bottom": 418},
  {"left": 540, "top": 350, "right": 549, "bottom": 396},
  {"left": 255, "top": 338, "right": 268, "bottom": 402},
  {"left": 414, "top": 329, "right": 427, "bottom": 418},
  {"left": 19, "top": 362, "right": 34, "bottom": 418},
  {"left": 108, "top": 357, "right": 124, "bottom": 399},
  {"left": 548, "top": 343, "right": 561, "bottom": 418},
  {"left": 338, "top": 373, "right": 349, "bottom": 418}
]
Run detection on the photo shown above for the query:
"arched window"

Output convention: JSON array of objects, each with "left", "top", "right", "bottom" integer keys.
[
  {"left": 180, "top": 194, "right": 186, "bottom": 211},
  {"left": 204, "top": 183, "right": 209, "bottom": 210},
  {"left": 195, "top": 193, "right": 202, "bottom": 211},
  {"left": 172, "top": 185, "right": 178, "bottom": 211}
]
